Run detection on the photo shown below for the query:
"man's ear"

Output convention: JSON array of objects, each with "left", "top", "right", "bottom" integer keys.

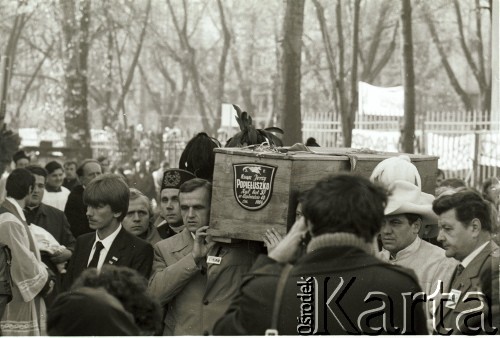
[
  {"left": 470, "top": 218, "right": 482, "bottom": 237},
  {"left": 411, "top": 218, "right": 422, "bottom": 234}
]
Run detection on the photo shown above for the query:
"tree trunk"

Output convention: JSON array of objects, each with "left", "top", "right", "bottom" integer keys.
[
  {"left": 401, "top": 0, "right": 415, "bottom": 153},
  {"left": 312, "top": 0, "right": 339, "bottom": 113},
  {"left": 349, "top": 0, "right": 361, "bottom": 146},
  {"left": 215, "top": 0, "right": 231, "bottom": 132},
  {"left": 114, "top": 0, "right": 152, "bottom": 128},
  {"left": 335, "top": 1, "right": 351, "bottom": 146},
  {"left": 279, "top": 0, "right": 305, "bottom": 145},
  {"left": 1, "top": 10, "right": 28, "bottom": 123},
  {"left": 60, "top": 0, "right": 92, "bottom": 160}
]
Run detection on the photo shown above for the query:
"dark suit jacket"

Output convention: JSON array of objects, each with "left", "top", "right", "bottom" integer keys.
[
  {"left": 214, "top": 246, "right": 428, "bottom": 335},
  {"left": 64, "top": 185, "right": 92, "bottom": 239},
  {"left": 435, "top": 240, "right": 499, "bottom": 335},
  {"left": 63, "top": 227, "right": 154, "bottom": 290}
]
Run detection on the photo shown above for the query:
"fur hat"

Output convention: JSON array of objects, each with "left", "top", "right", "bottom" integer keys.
[
  {"left": 179, "top": 132, "right": 220, "bottom": 181},
  {"left": 161, "top": 169, "right": 195, "bottom": 191},
  {"left": 385, "top": 180, "right": 437, "bottom": 225},
  {"left": 370, "top": 155, "right": 421, "bottom": 188}
]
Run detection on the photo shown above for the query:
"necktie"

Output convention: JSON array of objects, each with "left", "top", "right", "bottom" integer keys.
[
  {"left": 88, "top": 241, "right": 104, "bottom": 268},
  {"left": 451, "top": 264, "right": 465, "bottom": 286}
]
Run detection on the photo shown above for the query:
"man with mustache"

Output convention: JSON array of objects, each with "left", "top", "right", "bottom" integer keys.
[{"left": 63, "top": 174, "right": 153, "bottom": 290}]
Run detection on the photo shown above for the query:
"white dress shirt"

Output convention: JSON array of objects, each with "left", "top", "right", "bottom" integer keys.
[
  {"left": 87, "top": 224, "right": 122, "bottom": 270},
  {"left": 461, "top": 240, "right": 489, "bottom": 268}
]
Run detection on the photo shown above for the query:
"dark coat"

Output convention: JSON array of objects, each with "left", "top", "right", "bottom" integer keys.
[
  {"left": 62, "top": 177, "right": 79, "bottom": 192},
  {"left": 64, "top": 185, "right": 92, "bottom": 238},
  {"left": 214, "top": 246, "right": 428, "bottom": 335},
  {"left": 63, "top": 227, "right": 154, "bottom": 290},
  {"left": 435, "top": 240, "right": 499, "bottom": 335},
  {"left": 25, "top": 203, "right": 75, "bottom": 250},
  {"left": 25, "top": 203, "right": 76, "bottom": 307}
]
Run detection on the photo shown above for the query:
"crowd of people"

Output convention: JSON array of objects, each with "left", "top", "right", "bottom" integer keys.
[{"left": 0, "top": 131, "right": 498, "bottom": 335}]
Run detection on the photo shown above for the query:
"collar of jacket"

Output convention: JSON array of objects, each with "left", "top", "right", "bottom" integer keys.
[
  {"left": 169, "top": 228, "right": 193, "bottom": 253},
  {"left": 307, "top": 232, "right": 376, "bottom": 255},
  {"left": 26, "top": 203, "right": 50, "bottom": 216},
  {"left": 46, "top": 185, "right": 62, "bottom": 193}
]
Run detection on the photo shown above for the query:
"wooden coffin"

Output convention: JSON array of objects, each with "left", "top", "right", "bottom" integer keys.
[{"left": 208, "top": 147, "right": 438, "bottom": 242}]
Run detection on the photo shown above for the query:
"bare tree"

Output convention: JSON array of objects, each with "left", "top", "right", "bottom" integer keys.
[
  {"left": 279, "top": 0, "right": 305, "bottom": 145},
  {"left": 420, "top": 0, "right": 489, "bottom": 112},
  {"left": 60, "top": 0, "right": 92, "bottom": 159},
  {"left": 12, "top": 40, "right": 55, "bottom": 127},
  {"left": 1, "top": 4, "right": 30, "bottom": 123},
  {"left": 401, "top": 0, "right": 416, "bottom": 153},
  {"left": 166, "top": 0, "right": 216, "bottom": 134},
  {"left": 214, "top": 0, "right": 231, "bottom": 131},
  {"left": 114, "top": 0, "right": 152, "bottom": 130}
]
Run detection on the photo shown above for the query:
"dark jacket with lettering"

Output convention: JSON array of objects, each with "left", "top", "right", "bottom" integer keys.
[{"left": 214, "top": 245, "right": 428, "bottom": 335}]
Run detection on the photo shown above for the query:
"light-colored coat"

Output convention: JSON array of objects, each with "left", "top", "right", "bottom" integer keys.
[
  {"left": 149, "top": 228, "right": 259, "bottom": 335},
  {"left": 0, "top": 199, "right": 48, "bottom": 336},
  {"left": 378, "top": 237, "right": 458, "bottom": 297}
]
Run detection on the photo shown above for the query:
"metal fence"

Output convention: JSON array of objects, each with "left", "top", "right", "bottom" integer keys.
[{"left": 302, "top": 111, "right": 500, "bottom": 188}]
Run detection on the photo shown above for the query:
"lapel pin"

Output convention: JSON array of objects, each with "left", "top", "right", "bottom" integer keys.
[{"left": 112, "top": 256, "right": 118, "bottom": 261}]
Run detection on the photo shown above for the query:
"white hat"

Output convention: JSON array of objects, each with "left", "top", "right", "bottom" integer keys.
[
  {"left": 385, "top": 180, "right": 437, "bottom": 225},
  {"left": 370, "top": 155, "right": 421, "bottom": 188}
]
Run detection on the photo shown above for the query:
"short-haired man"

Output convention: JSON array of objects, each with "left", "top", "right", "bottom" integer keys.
[
  {"left": 214, "top": 174, "right": 428, "bottom": 335},
  {"left": 62, "top": 160, "right": 79, "bottom": 191},
  {"left": 12, "top": 150, "right": 30, "bottom": 169},
  {"left": 432, "top": 190, "right": 500, "bottom": 334},
  {"left": 0, "top": 150, "right": 31, "bottom": 205},
  {"left": 64, "top": 159, "right": 102, "bottom": 238},
  {"left": 24, "top": 165, "right": 75, "bottom": 305},
  {"left": 378, "top": 180, "right": 457, "bottom": 331},
  {"left": 0, "top": 169, "right": 52, "bottom": 335},
  {"left": 122, "top": 188, "right": 162, "bottom": 245},
  {"left": 154, "top": 169, "right": 195, "bottom": 239},
  {"left": 97, "top": 155, "right": 111, "bottom": 174},
  {"left": 149, "top": 178, "right": 260, "bottom": 335},
  {"left": 43, "top": 161, "right": 71, "bottom": 211},
  {"left": 64, "top": 174, "right": 154, "bottom": 290}
]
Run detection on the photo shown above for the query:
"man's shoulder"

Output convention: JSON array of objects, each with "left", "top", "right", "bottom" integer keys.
[
  {"left": 68, "top": 185, "right": 84, "bottom": 196},
  {"left": 75, "top": 231, "right": 95, "bottom": 244},
  {"left": 417, "top": 239, "right": 450, "bottom": 262},
  {"left": 40, "top": 203, "right": 66, "bottom": 218},
  {"left": 118, "top": 228, "right": 153, "bottom": 249},
  {"left": 0, "top": 210, "right": 21, "bottom": 225},
  {"left": 154, "top": 230, "right": 188, "bottom": 252}
]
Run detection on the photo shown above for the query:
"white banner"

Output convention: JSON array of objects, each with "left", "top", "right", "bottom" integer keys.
[{"left": 358, "top": 81, "right": 404, "bottom": 116}]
